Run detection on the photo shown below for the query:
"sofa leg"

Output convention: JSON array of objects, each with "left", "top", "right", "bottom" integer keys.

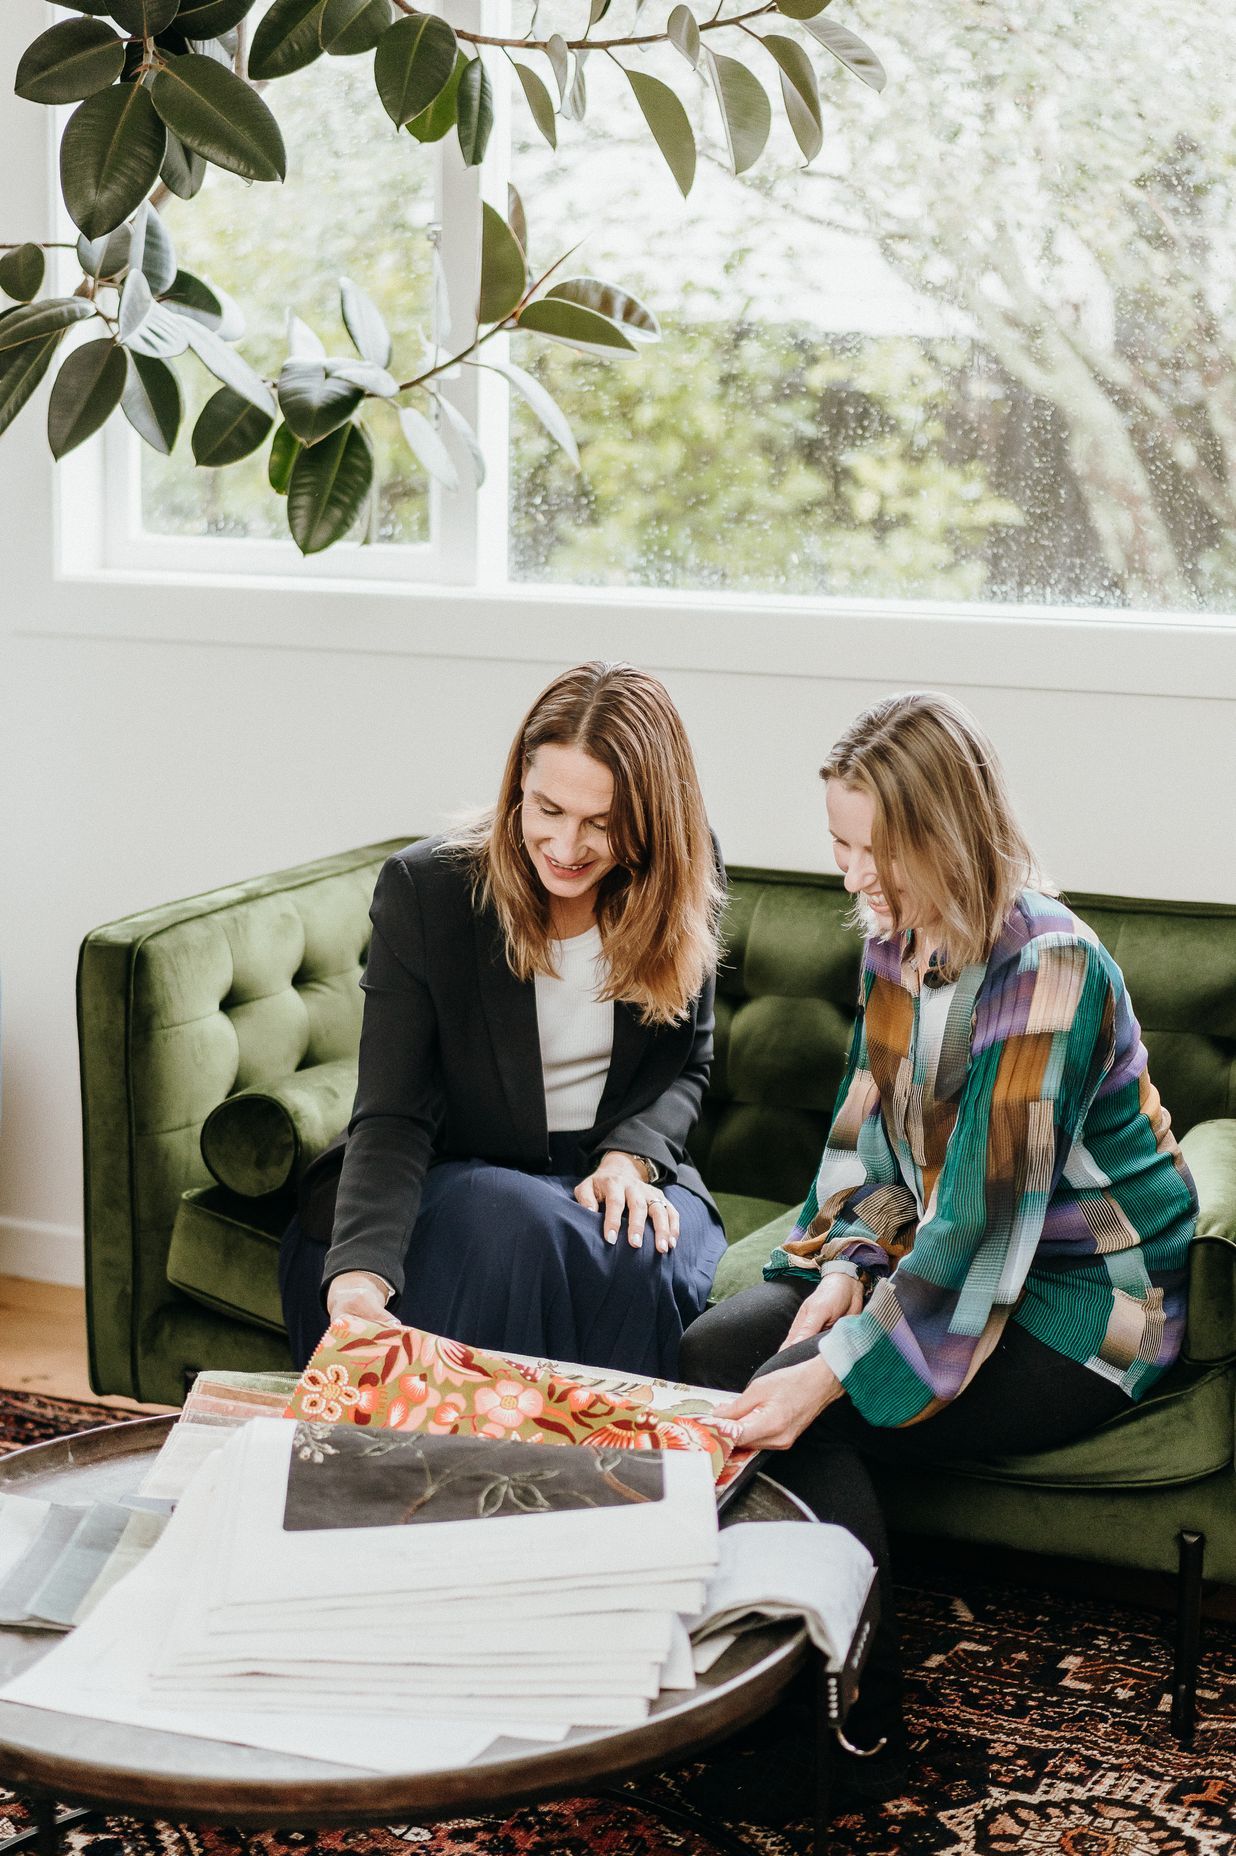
[{"left": 1171, "top": 1528, "right": 1204, "bottom": 1744}]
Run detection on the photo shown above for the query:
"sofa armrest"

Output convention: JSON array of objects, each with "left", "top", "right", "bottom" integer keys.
[
  {"left": 78, "top": 837, "right": 406, "bottom": 1403},
  {"left": 1179, "top": 1118, "right": 1236, "bottom": 1244},
  {"left": 201, "top": 1058, "right": 358, "bottom": 1197},
  {"left": 1178, "top": 1118, "right": 1236, "bottom": 1365}
]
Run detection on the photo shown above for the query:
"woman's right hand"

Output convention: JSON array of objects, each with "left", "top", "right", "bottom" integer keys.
[
  {"left": 324, "top": 1270, "right": 392, "bottom": 1326},
  {"left": 780, "top": 1273, "right": 864, "bottom": 1349}
]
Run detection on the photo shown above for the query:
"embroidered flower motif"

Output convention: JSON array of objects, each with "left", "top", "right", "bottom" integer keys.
[
  {"left": 412, "top": 1333, "right": 490, "bottom": 1385},
  {"left": 585, "top": 1416, "right": 663, "bottom": 1451},
  {"left": 294, "top": 1423, "right": 340, "bottom": 1464},
  {"left": 297, "top": 1363, "right": 361, "bottom": 1423},
  {"left": 426, "top": 1392, "right": 469, "bottom": 1434},
  {"left": 474, "top": 1380, "right": 545, "bottom": 1431}
]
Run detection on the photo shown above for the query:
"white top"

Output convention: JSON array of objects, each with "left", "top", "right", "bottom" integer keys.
[
  {"left": 534, "top": 924, "right": 615, "bottom": 1134},
  {"left": 895, "top": 973, "right": 959, "bottom": 1213}
]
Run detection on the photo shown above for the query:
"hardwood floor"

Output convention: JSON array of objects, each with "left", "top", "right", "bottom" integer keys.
[{"left": 0, "top": 1276, "right": 173, "bottom": 1411}]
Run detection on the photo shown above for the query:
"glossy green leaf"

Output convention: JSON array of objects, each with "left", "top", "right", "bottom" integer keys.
[
  {"left": 286, "top": 311, "right": 326, "bottom": 359},
  {"left": 456, "top": 56, "right": 493, "bottom": 166},
  {"left": 150, "top": 54, "right": 286, "bottom": 182},
  {"left": 587, "top": 0, "right": 611, "bottom": 23},
  {"left": 47, "top": 0, "right": 112, "bottom": 15},
  {"left": 121, "top": 349, "right": 181, "bottom": 451},
  {"left": 801, "top": 14, "right": 886, "bottom": 90},
  {"left": 267, "top": 420, "right": 301, "bottom": 492},
  {"left": 0, "top": 298, "right": 94, "bottom": 354},
  {"left": 625, "top": 67, "right": 694, "bottom": 197},
  {"left": 160, "top": 268, "right": 235, "bottom": 334},
  {"left": 434, "top": 391, "right": 485, "bottom": 486},
  {"left": 137, "top": 204, "right": 177, "bottom": 292},
  {"left": 47, "top": 335, "right": 125, "bottom": 457},
  {"left": 110, "top": 0, "right": 180, "bottom": 33},
  {"left": 60, "top": 83, "right": 167, "bottom": 240},
  {"left": 0, "top": 333, "right": 64, "bottom": 438},
  {"left": 405, "top": 49, "right": 464, "bottom": 142},
  {"left": 277, "top": 357, "right": 363, "bottom": 442},
  {"left": 340, "top": 275, "right": 391, "bottom": 368},
  {"left": 545, "top": 33, "right": 569, "bottom": 102},
  {"left": 563, "top": 48, "right": 587, "bottom": 121},
  {"left": 191, "top": 382, "right": 273, "bottom": 464},
  {"left": 0, "top": 245, "right": 46, "bottom": 305},
  {"left": 287, "top": 420, "right": 372, "bottom": 554},
  {"left": 123, "top": 300, "right": 191, "bottom": 356},
  {"left": 15, "top": 18, "right": 125, "bottom": 104},
  {"left": 318, "top": 0, "right": 389, "bottom": 56},
  {"left": 775, "top": 0, "right": 829, "bottom": 15},
  {"left": 328, "top": 357, "right": 398, "bottom": 396},
  {"left": 159, "top": 129, "right": 207, "bottom": 198},
  {"left": 184, "top": 321, "right": 274, "bottom": 412},
  {"left": 398, "top": 405, "right": 458, "bottom": 491},
  {"left": 174, "top": 0, "right": 257, "bottom": 38},
  {"left": 545, "top": 277, "right": 659, "bottom": 342},
  {"left": 507, "top": 184, "right": 528, "bottom": 261},
  {"left": 666, "top": 5, "right": 700, "bottom": 67},
  {"left": 762, "top": 32, "right": 822, "bottom": 160},
  {"left": 248, "top": 0, "right": 326, "bottom": 80},
  {"left": 704, "top": 48, "right": 770, "bottom": 174},
  {"left": 374, "top": 12, "right": 457, "bottom": 126},
  {"left": 512, "top": 60, "right": 556, "bottom": 150},
  {"left": 118, "top": 267, "right": 154, "bottom": 342},
  {"left": 478, "top": 201, "right": 526, "bottom": 326},
  {"left": 485, "top": 356, "right": 578, "bottom": 467},
  {"left": 517, "top": 297, "right": 636, "bottom": 355}
]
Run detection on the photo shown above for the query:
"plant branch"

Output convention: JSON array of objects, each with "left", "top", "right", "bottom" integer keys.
[{"left": 388, "top": 0, "right": 776, "bottom": 51}]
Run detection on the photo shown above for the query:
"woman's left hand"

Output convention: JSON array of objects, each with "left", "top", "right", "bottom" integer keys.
[
  {"left": 712, "top": 1352, "right": 844, "bottom": 1450},
  {"left": 575, "top": 1151, "right": 680, "bottom": 1254}
]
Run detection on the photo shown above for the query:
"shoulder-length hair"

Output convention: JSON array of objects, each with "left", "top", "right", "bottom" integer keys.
[
  {"left": 447, "top": 661, "right": 724, "bottom": 1025},
  {"left": 822, "top": 691, "right": 1052, "bottom": 979}
]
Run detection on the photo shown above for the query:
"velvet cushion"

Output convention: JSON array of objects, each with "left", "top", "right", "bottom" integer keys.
[
  {"left": 200, "top": 1059, "right": 357, "bottom": 1197},
  {"left": 166, "top": 1185, "right": 289, "bottom": 1335},
  {"left": 709, "top": 1205, "right": 800, "bottom": 1303}
]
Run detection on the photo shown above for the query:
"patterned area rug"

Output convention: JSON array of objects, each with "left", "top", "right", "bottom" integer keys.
[{"left": 1, "top": 1387, "right": 1235, "bottom": 1855}]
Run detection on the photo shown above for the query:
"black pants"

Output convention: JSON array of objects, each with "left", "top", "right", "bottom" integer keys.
[{"left": 679, "top": 1280, "right": 1133, "bottom": 1746}]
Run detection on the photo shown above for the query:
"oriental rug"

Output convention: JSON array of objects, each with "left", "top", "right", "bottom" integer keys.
[{"left": 1, "top": 1388, "right": 1235, "bottom": 1856}]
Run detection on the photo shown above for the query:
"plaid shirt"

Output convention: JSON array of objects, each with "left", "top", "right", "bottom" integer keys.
[{"left": 765, "top": 891, "right": 1196, "bottom": 1428}]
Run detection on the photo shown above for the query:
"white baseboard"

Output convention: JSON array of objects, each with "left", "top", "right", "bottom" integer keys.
[{"left": 0, "top": 1217, "right": 85, "bottom": 1288}]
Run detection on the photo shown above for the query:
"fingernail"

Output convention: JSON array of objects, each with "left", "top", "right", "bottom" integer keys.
[
  {"left": 631, "top": 1234, "right": 643, "bottom": 1248},
  {"left": 605, "top": 1230, "right": 617, "bottom": 1245}
]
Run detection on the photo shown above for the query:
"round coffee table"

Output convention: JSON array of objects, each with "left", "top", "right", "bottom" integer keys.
[{"left": 0, "top": 1417, "right": 834, "bottom": 1856}]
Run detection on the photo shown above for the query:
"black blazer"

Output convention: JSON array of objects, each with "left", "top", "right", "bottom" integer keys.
[{"left": 303, "top": 835, "right": 719, "bottom": 1296}]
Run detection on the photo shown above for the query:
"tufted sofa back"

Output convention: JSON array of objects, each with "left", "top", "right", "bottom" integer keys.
[
  {"left": 79, "top": 843, "right": 1236, "bottom": 1403},
  {"left": 693, "top": 873, "right": 1236, "bottom": 1212},
  {"left": 79, "top": 842, "right": 405, "bottom": 1399}
]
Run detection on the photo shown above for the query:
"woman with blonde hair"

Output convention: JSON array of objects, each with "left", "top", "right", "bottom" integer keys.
[
  {"left": 280, "top": 661, "right": 728, "bottom": 1376},
  {"left": 680, "top": 690, "right": 1196, "bottom": 1786}
]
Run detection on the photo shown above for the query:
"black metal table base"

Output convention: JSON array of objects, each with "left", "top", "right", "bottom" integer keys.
[{"left": 5, "top": 1801, "right": 93, "bottom": 1856}]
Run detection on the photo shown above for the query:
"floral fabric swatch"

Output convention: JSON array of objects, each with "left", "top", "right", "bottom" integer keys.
[{"left": 284, "top": 1317, "right": 750, "bottom": 1490}]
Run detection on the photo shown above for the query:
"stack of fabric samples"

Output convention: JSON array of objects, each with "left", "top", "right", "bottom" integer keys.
[{"left": 0, "top": 1415, "right": 724, "bottom": 1768}]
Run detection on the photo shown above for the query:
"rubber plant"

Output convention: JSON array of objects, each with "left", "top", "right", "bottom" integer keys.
[{"left": 2, "top": 0, "right": 884, "bottom": 552}]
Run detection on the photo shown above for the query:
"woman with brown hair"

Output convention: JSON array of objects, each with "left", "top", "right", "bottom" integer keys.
[
  {"left": 279, "top": 661, "right": 728, "bottom": 1376},
  {"left": 679, "top": 690, "right": 1195, "bottom": 1786}
]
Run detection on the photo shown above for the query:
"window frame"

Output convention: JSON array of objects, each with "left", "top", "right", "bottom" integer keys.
[{"left": 32, "top": 0, "right": 1236, "bottom": 686}]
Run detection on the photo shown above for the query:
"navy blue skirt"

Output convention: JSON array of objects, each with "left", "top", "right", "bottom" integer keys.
[{"left": 280, "top": 1133, "right": 727, "bottom": 1379}]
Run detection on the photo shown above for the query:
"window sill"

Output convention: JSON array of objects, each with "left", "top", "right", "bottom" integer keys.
[{"left": 20, "top": 558, "right": 1236, "bottom": 702}]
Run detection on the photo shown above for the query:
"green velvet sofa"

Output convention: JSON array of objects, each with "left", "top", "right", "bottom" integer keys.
[{"left": 78, "top": 841, "right": 1236, "bottom": 1736}]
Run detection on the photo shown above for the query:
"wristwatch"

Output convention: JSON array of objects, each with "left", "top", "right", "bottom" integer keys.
[{"left": 631, "top": 1153, "right": 663, "bottom": 1186}]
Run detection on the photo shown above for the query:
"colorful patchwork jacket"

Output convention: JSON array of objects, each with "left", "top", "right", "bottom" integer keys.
[{"left": 764, "top": 891, "right": 1197, "bottom": 1428}]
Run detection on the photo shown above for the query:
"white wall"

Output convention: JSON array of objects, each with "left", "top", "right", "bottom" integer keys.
[{"left": 2, "top": 0, "right": 1234, "bottom": 1284}]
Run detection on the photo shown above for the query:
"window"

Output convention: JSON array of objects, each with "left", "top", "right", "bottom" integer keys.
[{"left": 121, "top": 0, "right": 1236, "bottom": 617}]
